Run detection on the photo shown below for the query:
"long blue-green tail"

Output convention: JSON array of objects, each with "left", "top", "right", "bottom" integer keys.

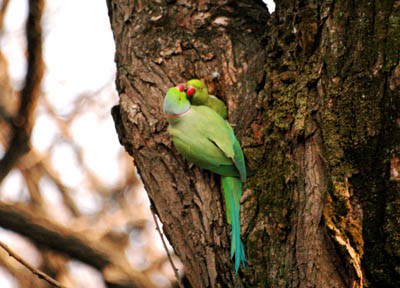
[{"left": 222, "top": 176, "right": 247, "bottom": 273}]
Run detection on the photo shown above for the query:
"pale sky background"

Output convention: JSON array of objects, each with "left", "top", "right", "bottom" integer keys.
[{"left": 0, "top": 1, "right": 275, "bottom": 287}]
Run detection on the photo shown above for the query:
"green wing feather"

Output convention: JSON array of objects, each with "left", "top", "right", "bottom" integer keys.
[
  {"left": 168, "top": 106, "right": 242, "bottom": 176},
  {"left": 228, "top": 127, "right": 247, "bottom": 182}
]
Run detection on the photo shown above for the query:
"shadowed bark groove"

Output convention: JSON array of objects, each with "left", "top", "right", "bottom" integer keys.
[{"left": 108, "top": 0, "right": 400, "bottom": 287}]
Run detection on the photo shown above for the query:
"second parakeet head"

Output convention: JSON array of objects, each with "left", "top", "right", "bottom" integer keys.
[
  {"left": 185, "top": 79, "right": 209, "bottom": 105},
  {"left": 185, "top": 78, "right": 228, "bottom": 120}
]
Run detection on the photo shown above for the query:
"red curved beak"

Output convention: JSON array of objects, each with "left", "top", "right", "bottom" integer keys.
[
  {"left": 186, "top": 85, "right": 196, "bottom": 97},
  {"left": 175, "top": 84, "right": 185, "bottom": 92}
]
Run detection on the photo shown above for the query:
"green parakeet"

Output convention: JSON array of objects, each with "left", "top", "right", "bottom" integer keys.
[
  {"left": 184, "top": 79, "right": 228, "bottom": 120},
  {"left": 163, "top": 87, "right": 247, "bottom": 273}
]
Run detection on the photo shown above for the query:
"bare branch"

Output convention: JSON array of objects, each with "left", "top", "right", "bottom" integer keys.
[
  {"left": 0, "top": 0, "right": 45, "bottom": 183},
  {"left": 0, "top": 202, "right": 155, "bottom": 288},
  {"left": 151, "top": 207, "right": 183, "bottom": 288},
  {"left": 0, "top": 0, "right": 10, "bottom": 31},
  {"left": 18, "top": 147, "right": 82, "bottom": 217},
  {"left": 0, "top": 240, "right": 67, "bottom": 288}
]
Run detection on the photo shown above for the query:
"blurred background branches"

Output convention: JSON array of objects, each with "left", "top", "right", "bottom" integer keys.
[{"left": 0, "top": 0, "right": 182, "bottom": 287}]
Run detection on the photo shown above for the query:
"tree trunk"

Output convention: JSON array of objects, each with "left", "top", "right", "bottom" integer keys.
[{"left": 107, "top": 1, "right": 400, "bottom": 287}]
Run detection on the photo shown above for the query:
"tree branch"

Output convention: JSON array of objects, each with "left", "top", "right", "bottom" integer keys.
[
  {"left": 0, "top": 240, "right": 67, "bottom": 288},
  {"left": 151, "top": 207, "right": 183, "bottom": 288},
  {"left": 0, "top": 0, "right": 45, "bottom": 183},
  {"left": 0, "top": 202, "right": 154, "bottom": 288},
  {"left": 0, "top": 0, "right": 10, "bottom": 31}
]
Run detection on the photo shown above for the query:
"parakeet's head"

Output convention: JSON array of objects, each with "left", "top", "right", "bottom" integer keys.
[
  {"left": 185, "top": 79, "right": 208, "bottom": 105},
  {"left": 163, "top": 87, "right": 191, "bottom": 116}
]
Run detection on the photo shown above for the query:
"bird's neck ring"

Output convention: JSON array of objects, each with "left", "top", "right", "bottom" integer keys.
[{"left": 163, "top": 108, "right": 191, "bottom": 118}]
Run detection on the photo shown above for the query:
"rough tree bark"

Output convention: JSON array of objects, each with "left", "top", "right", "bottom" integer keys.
[{"left": 107, "top": 1, "right": 400, "bottom": 287}]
